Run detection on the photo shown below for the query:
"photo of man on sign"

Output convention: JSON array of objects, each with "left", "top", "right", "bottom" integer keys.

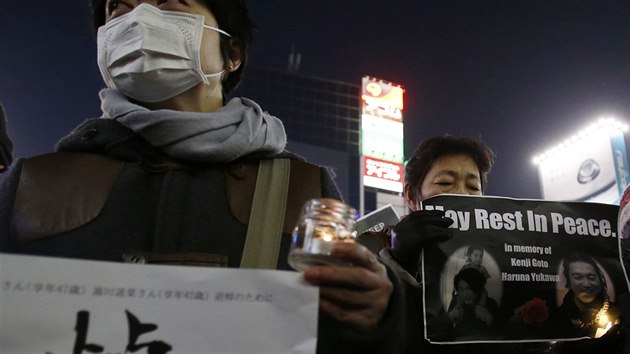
[{"left": 554, "top": 253, "right": 621, "bottom": 339}]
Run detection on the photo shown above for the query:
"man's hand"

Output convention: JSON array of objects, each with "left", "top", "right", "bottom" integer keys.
[
  {"left": 390, "top": 210, "right": 454, "bottom": 274},
  {"left": 447, "top": 303, "right": 464, "bottom": 324},
  {"left": 474, "top": 305, "right": 493, "bottom": 325},
  {"left": 303, "top": 242, "right": 393, "bottom": 331}
]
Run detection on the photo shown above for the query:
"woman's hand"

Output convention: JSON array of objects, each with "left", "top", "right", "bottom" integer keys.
[
  {"left": 390, "top": 210, "right": 453, "bottom": 274},
  {"left": 303, "top": 242, "right": 393, "bottom": 331}
]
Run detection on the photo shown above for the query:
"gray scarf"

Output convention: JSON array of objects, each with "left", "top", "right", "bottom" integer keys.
[{"left": 99, "top": 89, "right": 287, "bottom": 162}]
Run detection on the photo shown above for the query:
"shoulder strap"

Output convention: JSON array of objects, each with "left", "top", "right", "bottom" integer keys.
[
  {"left": 227, "top": 158, "right": 323, "bottom": 234},
  {"left": 240, "top": 158, "right": 291, "bottom": 269}
]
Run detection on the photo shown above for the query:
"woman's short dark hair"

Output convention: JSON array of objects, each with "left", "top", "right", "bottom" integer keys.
[
  {"left": 454, "top": 268, "right": 487, "bottom": 297},
  {"left": 405, "top": 135, "right": 495, "bottom": 196},
  {"left": 90, "top": 0, "right": 254, "bottom": 97}
]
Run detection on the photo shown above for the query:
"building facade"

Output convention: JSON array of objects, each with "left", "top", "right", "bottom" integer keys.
[{"left": 234, "top": 66, "right": 405, "bottom": 216}]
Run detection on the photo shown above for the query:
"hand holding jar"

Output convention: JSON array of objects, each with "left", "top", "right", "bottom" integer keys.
[
  {"left": 288, "top": 198, "right": 357, "bottom": 271},
  {"left": 289, "top": 198, "right": 394, "bottom": 332}
]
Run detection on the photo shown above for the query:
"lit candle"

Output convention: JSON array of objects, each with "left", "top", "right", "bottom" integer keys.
[
  {"left": 308, "top": 232, "right": 335, "bottom": 254},
  {"left": 594, "top": 321, "right": 613, "bottom": 338}
]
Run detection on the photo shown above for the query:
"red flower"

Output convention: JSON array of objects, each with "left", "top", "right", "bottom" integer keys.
[{"left": 519, "top": 297, "right": 549, "bottom": 325}]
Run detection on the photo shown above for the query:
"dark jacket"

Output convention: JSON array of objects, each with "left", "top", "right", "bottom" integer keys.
[
  {"left": 0, "top": 118, "right": 407, "bottom": 354},
  {"left": 555, "top": 290, "right": 622, "bottom": 338}
]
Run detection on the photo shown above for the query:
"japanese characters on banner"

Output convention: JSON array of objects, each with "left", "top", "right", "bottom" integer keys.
[
  {"left": 360, "top": 76, "right": 404, "bottom": 193},
  {"left": 0, "top": 254, "right": 318, "bottom": 353},
  {"left": 363, "top": 156, "right": 403, "bottom": 193},
  {"left": 421, "top": 194, "right": 630, "bottom": 344}
]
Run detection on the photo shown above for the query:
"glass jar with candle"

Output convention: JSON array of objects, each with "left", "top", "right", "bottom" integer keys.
[{"left": 288, "top": 198, "right": 357, "bottom": 272}]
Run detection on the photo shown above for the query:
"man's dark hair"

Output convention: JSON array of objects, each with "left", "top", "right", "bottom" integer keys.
[
  {"left": 90, "top": 0, "right": 254, "bottom": 97},
  {"left": 454, "top": 268, "right": 487, "bottom": 297},
  {"left": 404, "top": 134, "right": 495, "bottom": 200},
  {"left": 562, "top": 253, "right": 605, "bottom": 294},
  {"left": 0, "top": 104, "right": 13, "bottom": 172}
]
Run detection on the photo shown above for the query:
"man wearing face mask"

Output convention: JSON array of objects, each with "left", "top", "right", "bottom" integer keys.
[{"left": 0, "top": 1, "right": 406, "bottom": 353}]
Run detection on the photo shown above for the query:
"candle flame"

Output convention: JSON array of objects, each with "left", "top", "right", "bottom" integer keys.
[
  {"left": 597, "top": 314, "right": 610, "bottom": 327},
  {"left": 594, "top": 321, "right": 613, "bottom": 338}
]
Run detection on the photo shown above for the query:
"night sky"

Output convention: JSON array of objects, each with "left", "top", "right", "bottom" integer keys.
[{"left": 2, "top": 1, "right": 630, "bottom": 200}]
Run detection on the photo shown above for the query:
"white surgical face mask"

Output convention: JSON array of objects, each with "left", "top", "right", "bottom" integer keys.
[{"left": 97, "top": 3, "right": 231, "bottom": 103}]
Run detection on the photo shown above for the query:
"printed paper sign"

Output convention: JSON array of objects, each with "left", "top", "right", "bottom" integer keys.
[
  {"left": 421, "top": 195, "right": 630, "bottom": 344},
  {"left": 354, "top": 203, "right": 400, "bottom": 236},
  {"left": 0, "top": 254, "right": 318, "bottom": 354}
]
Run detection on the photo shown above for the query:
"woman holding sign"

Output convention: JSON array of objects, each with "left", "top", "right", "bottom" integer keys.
[
  {"left": 360, "top": 135, "right": 503, "bottom": 352},
  {"left": 365, "top": 135, "right": 627, "bottom": 353},
  {"left": 373, "top": 135, "right": 494, "bottom": 281}
]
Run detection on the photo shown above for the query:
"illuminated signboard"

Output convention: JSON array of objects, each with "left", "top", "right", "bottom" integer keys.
[
  {"left": 361, "top": 76, "right": 405, "bottom": 192},
  {"left": 533, "top": 119, "right": 629, "bottom": 204},
  {"left": 361, "top": 78, "right": 404, "bottom": 122},
  {"left": 361, "top": 123, "right": 404, "bottom": 162},
  {"left": 363, "top": 156, "right": 403, "bottom": 193}
]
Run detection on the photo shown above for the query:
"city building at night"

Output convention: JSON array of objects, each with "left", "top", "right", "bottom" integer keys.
[{"left": 234, "top": 66, "right": 406, "bottom": 216}]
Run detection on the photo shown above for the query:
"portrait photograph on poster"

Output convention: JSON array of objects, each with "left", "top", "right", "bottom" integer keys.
[{"left": 420, "top": 194, "right": 630, "bottom": 344}]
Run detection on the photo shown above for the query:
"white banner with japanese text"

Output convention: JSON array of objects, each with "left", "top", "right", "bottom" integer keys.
[{"left": 0, "top": 254, "right": 318, "bottom": 354}]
